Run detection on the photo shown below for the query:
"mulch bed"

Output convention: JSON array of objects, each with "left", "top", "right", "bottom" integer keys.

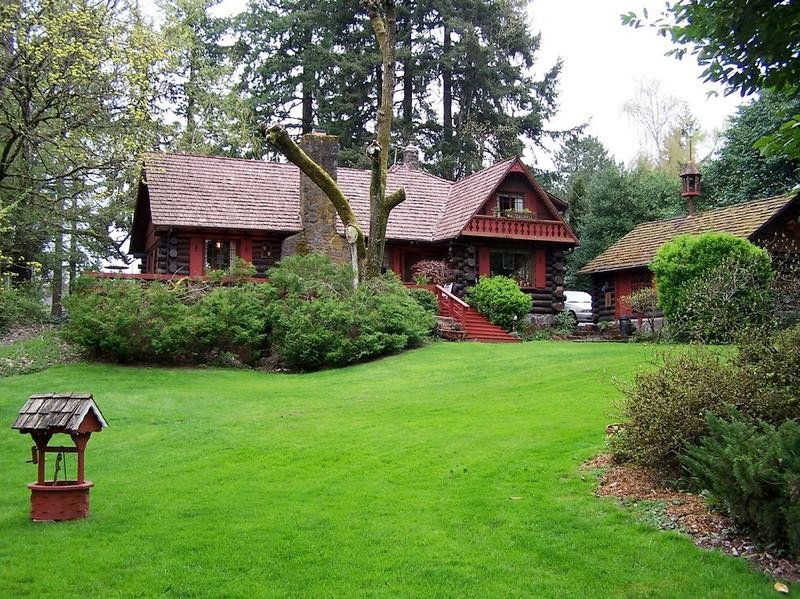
[{"left": 585, "top": 454, "right": 799, "bottom": 586}]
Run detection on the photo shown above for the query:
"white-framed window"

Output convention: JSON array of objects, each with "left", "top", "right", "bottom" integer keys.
[{"left": 498, "top": 194, "right": 524, "bottom": 212}]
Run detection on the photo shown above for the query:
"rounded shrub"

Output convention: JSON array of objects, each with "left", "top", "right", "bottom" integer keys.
[
  {"left": 0, "top": 284, "right": 48, "bottom": 332},
  {"left": 650, "top": 233, "right": 773, "bottom": 341},
  {"left": 465, "top": 276, "right": 531, "bottom": 330},
  {"left": 265, "top": 257, "right": 434, "bottom": 370}
]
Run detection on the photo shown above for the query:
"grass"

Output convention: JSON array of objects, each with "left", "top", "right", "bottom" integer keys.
[
  {"left": 0, "top": 342, "right": 775, "bottom": 598},
  {"left": 0, "top": 327, "right": 79, "bottom": 377}
]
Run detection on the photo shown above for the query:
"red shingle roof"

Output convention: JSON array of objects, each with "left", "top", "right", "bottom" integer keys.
[
  {"left": 436, "top": 157, "right": 516, "bottom": 239},
  {"left": 578, "top": 193, "right": 798, "bottom": 275},
  {"left": 140, "top": 152, "right": 564, "bottom": 243}
]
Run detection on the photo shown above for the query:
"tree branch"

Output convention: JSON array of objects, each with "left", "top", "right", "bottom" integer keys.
[
  {"left": 385, "top": 188, "right": 405, "bottom": 210},
  {"left": 262, "top": 123, "right": 366, "bottom": 262}
]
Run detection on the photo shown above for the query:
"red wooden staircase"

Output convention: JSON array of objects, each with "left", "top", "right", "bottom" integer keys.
[{"left": 427, "top": 285, "right": 520, "bottom": 343}]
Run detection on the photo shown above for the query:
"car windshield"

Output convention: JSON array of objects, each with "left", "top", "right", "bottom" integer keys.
[{"left": 565, "top": 291, "right": 591, "bottom": 303}]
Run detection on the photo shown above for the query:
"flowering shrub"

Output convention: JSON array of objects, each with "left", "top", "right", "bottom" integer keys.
[{"left": 410, "top": 260, "right": 454, "bottom": 285}]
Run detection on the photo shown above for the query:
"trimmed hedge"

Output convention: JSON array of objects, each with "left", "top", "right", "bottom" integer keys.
[{"left": 650, "top": 233, "right": 773, "bottom": 341}]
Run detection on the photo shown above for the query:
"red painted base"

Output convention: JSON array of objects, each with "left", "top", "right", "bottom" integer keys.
[{"left": 27, "top": 481, "right": 93, "bottom": 521}]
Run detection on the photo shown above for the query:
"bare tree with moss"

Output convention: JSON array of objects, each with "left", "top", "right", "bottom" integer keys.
[{"left": 261, "top": 0, "right": 405, "bottom": 282}]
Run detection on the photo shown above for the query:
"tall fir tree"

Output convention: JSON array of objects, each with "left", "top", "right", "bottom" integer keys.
[
  {"left": 159, "top": 0, "right": 258, "bottom": 156},
  {"left": 235, "top": 0, "right": 560, "bottom": 176}
]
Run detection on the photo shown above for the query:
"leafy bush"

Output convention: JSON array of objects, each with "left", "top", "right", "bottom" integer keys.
[
  {"left": 267, "top": 253, "right": 353, "bottom": 299},
  {"left": 650, "top": 233, "right": 772, "bottom": 341},
  {"left": 407, "top": 287, "right": 438, "bottom": 316},
  {"left": 0, "top": 284, "right": 48, "bottom": 332},
  {"left": 465, "top": 276, "right": 531, "bottom": 330},
  {"left": 64, "top": 278, "right": 271, "bottom": 365},
  {"left": 613, "top": 323, "right": 800, "bottom": 469},
  {"left": 266, "top": 263, "right": 434, "bottom": 371},
  {"left": 65, "top": 255, "right": 435, "bottom": 371},
  {"left": 191, "top": 285, "right": 271, "bottom": 363},
  {"left": 625, "top": 287, "right": 660, "bottom": 338},
  {"left": 610, "top": 351, "right": 741, "bottom": 467},
  {"left": 681, "top": 412, "right": 800, "bottom": 555},
  {"left": 554, "top": 310, "right": 577, "bottom": 336},
  {"left": 410, "top": 260, "right": 454, "bottom": 285}
]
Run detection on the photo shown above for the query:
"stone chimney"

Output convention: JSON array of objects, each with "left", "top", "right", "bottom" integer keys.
[
  {"left": 403, "top": 144, "right": 420, "bottom": 169},
  {"left": 281, "top": 130, "right": 350, "bottom": 263}
]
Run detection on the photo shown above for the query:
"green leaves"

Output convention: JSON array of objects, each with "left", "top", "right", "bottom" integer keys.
[
  {"left": 650, "top": 233, "right": 773, "bottom": 340},
  {"left": 465, "top": 275, "right": 531, "bottom": 331}
]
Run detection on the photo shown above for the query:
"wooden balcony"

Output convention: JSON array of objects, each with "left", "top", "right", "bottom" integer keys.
[{"left": 462, "top": 215, "right": 577, "bottom": 243}]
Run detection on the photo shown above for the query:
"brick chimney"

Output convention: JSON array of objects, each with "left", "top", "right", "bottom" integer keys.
[
  {"left": 403, "top": 144, "right": 420, "bottom": 169},
  {"left": 281, "top": 130, "right": 350, "bottom": 263}
]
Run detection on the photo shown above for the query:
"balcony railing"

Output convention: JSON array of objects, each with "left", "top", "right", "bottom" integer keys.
[{"left": 462, "top": 215, "right": 576, "bottom": 242}]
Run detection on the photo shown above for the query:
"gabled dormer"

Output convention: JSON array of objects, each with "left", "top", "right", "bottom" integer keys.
[{"left": 457, "top": 157, "right": 578, "bottom": 244}]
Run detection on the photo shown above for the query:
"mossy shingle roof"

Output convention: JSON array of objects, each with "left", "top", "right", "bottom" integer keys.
[{"left": 578, "top": 193, "right": 798, "bottom": 275}]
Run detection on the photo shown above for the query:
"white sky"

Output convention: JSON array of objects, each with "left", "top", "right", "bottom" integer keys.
[{"left": 527, "top": 0, "right": 743, "bottom": 168}]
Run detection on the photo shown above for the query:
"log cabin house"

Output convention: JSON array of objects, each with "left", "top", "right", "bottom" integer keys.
[
  {"left": 130, "top": 134, "right": 579, "bottom": 318},
  {"left": 577, "top": 191, "right": 800, "bottom": 323}
]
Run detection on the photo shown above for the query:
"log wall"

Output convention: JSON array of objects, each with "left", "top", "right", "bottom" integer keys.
[
  {"left": 591, "top": 276, "right": 616, "bottom": 323},
  {"left": 448, "top": 241, "right": 477, "bottom": 298}
]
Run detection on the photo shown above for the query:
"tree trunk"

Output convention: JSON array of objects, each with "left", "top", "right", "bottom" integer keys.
[
  {"left": 442, "top": 22, "right": 453, "bottom": 179},
  {"left": 68, "top": 194, "right": 78, "bottom": 291},
  {"left": 364, "top": 0, "right": 404, "bottom": 280},
  {"left": 400, "top": 12, "right": 413, "bottom": 140},
  {"left": 301, "top": 77, "right": 313, "bottom": 134},
  {"left": 51, "top": 193, "right": 65, "bottom": 318},
  {"left": 262, "top": 1, "right": 406, "bottom": 283},
  {"left": 301, "top": 26, "right": 314, "bottom": 134}
]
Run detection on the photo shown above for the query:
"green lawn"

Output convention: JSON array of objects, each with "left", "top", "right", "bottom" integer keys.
[{"left": 0, "top": 342, "right": 774, "bottom": 598}]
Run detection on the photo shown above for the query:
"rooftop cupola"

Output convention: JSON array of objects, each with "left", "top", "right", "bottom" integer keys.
[{"left": 679, "top": 139, "right": 701, "bottom": 216}]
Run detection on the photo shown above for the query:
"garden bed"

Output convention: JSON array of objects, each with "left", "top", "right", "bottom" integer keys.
[{"left": 586, "top": 454, "right": 799, "bottom": 585}]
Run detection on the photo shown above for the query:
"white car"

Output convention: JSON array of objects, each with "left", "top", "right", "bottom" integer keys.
[{"left": 564, "top": 290, "right": 593, "bottom": 323}]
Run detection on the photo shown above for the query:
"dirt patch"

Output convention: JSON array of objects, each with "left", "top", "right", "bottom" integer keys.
[{"left": 585, "top": 454, "right": 800, "bottom": 584}]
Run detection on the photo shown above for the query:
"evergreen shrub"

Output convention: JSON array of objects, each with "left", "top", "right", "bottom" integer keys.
[
  {"left": 63, "top": 277, "right": 270, "bottom": 364},
  {"left": 64, "top": 255, "right": 435, "bottom": 370},
  {"left": 681, "top": 412, "right": 800, "bottom": 555},
  {"left": 407, "top": 287, "right": 438, "bottom": 316},
  {"left": 0, "top": 284, "right": 48, "bottom": 332},
  {"left": 266, "top": 260, "right": 434, "bottom": 370},
  {"left": 465, "top": 276, "right": 531, "bottom": 330},
  {"left": 612, "top": 323, "right": 800, "bottom": 469},
  {"left": 650, "top": 233, "right": 772, "bottom": 341}
]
